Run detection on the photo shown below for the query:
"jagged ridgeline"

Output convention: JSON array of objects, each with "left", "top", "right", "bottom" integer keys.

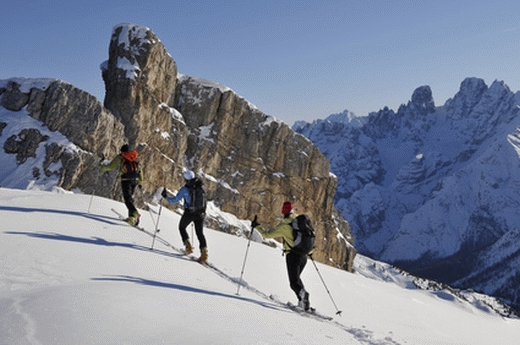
[
  {"left": 0, "top": 23, "right": 355, "bottom": 271},
  {"left": 294, "top": 78, "right": 520, "bottom": 312}
]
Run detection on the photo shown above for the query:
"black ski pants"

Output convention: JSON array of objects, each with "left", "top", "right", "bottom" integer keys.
[
  {"left": 285, "top": 251, "right": 307, "bottom": 299},
  {"left": 121, "top": 179, "right": 138, "bottom": 217},
  {"left": 179, "top": 210, "right": 207, "bottom": 249}
]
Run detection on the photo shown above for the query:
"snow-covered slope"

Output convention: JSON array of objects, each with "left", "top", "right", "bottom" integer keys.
[
  {"left": 293, "top": 78, "right": 520, "bottom": 311},
  {"left": 0, "top": 187, "right": 518, "bottom": 344}
]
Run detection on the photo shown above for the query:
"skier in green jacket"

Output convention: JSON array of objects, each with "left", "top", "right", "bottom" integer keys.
[
  {"left": 253, "top": 201, "right": 311, "bottom": 310},
  {"left": 100, "top": 144, "right": 144, "bottom": 225}
]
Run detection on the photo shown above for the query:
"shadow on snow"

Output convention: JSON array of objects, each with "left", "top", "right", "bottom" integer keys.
[
  {"left": 4, "top": 230, "right": 179, "bottom": 259},
  {"left": 0, "top": 205, "right": 121, "bottom": 226},
  {"left": 91, "top": 274, "right": 283, "bottom": 312}
]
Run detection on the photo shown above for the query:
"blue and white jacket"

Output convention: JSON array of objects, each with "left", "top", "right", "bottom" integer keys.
[{"left": 164, "top": 186, "right": 191, "bottom": 209}]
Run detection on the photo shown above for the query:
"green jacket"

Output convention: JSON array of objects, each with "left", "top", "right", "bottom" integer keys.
[
  {"left": 100, "top": 154, "right": 144, "bottom": 184},
  {"left": 255, "top": 213, "right": 298, "bottom": 251}
]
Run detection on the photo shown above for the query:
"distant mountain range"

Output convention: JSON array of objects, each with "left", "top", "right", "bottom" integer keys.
[{"left": 293, "top": 78, "right": 520, "bottom": 311}]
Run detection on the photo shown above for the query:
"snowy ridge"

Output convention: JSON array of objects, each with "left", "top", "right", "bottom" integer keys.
[
  {"left": 0, "top": 77, "right": 57, "bottom": 92},
  {"left": 354, "top": 255, "right": 516, "bottom": 318},
  {"left": 178, "top": 73, "right": 232, "bottom": 94},
  {"left": 1, "top": 187, "right": 519, "bottom": 344}
]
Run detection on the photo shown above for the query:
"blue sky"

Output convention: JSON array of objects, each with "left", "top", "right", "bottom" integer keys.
[{"left": 2, "top": 0, "right": 520, "bottom": 124}]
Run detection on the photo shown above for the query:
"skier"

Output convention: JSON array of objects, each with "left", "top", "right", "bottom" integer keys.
[
  {"left": 161, "top": 170, "right": 208, "bottom": 263},
  {"left": 252, "top": 201, "right": 311, "bottom": 310},
  {"left": 100, "top": 144, "right": 143, "bottom": 226}
]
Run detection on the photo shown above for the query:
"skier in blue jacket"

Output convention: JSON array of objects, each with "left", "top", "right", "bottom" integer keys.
[{"left": 162, "top": 170, "right": 208, "bottom": 263}]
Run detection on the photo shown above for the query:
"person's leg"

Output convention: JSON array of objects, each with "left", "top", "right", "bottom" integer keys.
[
  {"left": 286, "top": 252, "right": 304, "bottom": 299},
  {"left": 193, "top": 214, "right": 207, "bottom": 249},
  {"left": 121, "top": 180, "right": 139, "bottom": 223},
  {"left": 193, "top": 214, "right": 208, "bottom": 262},
  {"left": 298, "top": 255, "right": 310, "bottom": 310},
  {"left": 178, "top": 212, "right": 193, "bottom": 254},
  {"left": 178, "top": 212, "right": 191, "bottom": 243}
]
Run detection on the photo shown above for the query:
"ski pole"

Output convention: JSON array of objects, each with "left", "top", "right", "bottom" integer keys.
[
  {"left": 309, "top": 255, "right": 342, "bottom": 315},
  {"left": 89, "top": 155, "right": 106, "bottom": 213},
  {"left": 236, "top": 216, "right": 256, "bottom": 295},
  {"left": 87, "top": 189, "right": 95, "bottom": 214},
  {"left": 138, "top": 182, "right": 145, "bottom": 207},
  {"left": 150, "top": 198, "right": 162, "bottom": 250},
  {"left": 151, "top": 169, "right": 167, "bottom": 250},
  {"left": 148, "top": 206, "right": 157, "bottom": 225}
]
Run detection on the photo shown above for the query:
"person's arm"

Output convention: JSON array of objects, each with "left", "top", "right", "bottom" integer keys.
[
  {"left": 256, "top": 223, "right": 286, "bottom": 239},
  {"left": 164, "top": 186, "right": 190, "bottom": 206},
  {"left": 100, "top": 155, "right": 121, "bottom": 172},
  {"left": 254, "top": 216, "right": 295, "bottom": 249},
  {"left": 138, "top": 167, "right": 144, "bottom": 185}
]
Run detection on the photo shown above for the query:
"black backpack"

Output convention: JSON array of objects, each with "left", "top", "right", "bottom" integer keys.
[
  {"left": 186, "top": 178, "right": 207, "bottom": 213},
  {"left": 121, "top": 150, "right": 140, "bottom": 180},
  {"left": 290, "top": 214, "right": 315, "bottom": 255}
]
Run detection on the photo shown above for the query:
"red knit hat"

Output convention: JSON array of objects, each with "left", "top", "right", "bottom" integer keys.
[{"left": 281, "top": 201, "right": 294, "bottom": 215}]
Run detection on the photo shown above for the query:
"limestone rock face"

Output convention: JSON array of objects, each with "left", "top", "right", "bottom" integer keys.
[
  {"left": 4, "top": 128, "right": 49, "bottom": 164},
  {"left": 0, "top": 23, "right": 356, "bottom": 271},
  {"left": 102, "top": 24, "right": 179, "bottom": 144},
  {"left": 101, "top": 23, "right": 355, "bottom": 270},
  {"left": 0, "top": 78, "right": 126, "bottom": 197},
  {"left": 174, "top": 75, "right": 355, "bottom": 269},
  {"left": 101, "top": 23, "right": 188, "bottom": 197}
]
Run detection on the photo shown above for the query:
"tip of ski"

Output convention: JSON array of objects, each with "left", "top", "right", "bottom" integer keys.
[{"left": 286, "top": 302, "right": 333, "bottom": 321}]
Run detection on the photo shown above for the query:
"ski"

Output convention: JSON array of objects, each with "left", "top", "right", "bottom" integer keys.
[
  {"left": 111, "top": 208, "right": 149, "bottom": 234},
  {"left": 111, "top": 208, "right": 333, "bottom": 320},
  {"left": 112, "top": 207, "right": 333, "bottom": 321},
  {"left": 111, "top": 208, "right": 186, "bottom": 253},
  {"left": 188, "top": 254, "right": 209, "bottom": 266},
  {"left": 286, "top": 301, "right": 333, "bottom": 321},
  {"left": 180, "top": 249, "right": 211, "bottom": 266}
]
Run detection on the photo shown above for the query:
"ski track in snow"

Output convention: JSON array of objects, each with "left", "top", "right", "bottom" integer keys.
[
  {"left": 115, "top": 204, "right": 400, "bottom": 345},
  {"left": 2, "top": 189, "right": 518, "bottom": 344}
]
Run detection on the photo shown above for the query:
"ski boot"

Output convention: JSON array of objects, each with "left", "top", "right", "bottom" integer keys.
[
  {"left": 184, "top": 240, "right": 193, "bottom": 255},
  {"left": 197, "top": 248, "right": 208, "bottom": 264},
  {"left": 299, "top": 289, "right": 310, "bottom": 311},
  {"left": 126, "top": 211, "right": 141, "bottom": 226}
]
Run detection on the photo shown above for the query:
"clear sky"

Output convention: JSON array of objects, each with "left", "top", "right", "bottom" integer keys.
[{"left": 2, "top": 0, "right": 520, "bottom": 124}]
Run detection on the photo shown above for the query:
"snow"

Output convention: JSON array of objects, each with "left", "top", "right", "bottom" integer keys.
[
  {"left": 178, "top": 74, "right": 232, "bottom": 94},
  {"left": 1, "top": 187, "right": 519, "bottom": 344},
  {"left": 0, "top": 78, "right": 57, "bottom": 93},
  {"left": 198, "top": 124, "right": 215, "bottom": 143},
  {"left": 109, "top": 24, "right": 156, "bottom": 81},
  {"left": 260, "top": 115, "right": 281, "bottom": 127},
  {"left": 115, "top": 23, "right": 152, "bottom": 48},
  {"left": 0, "top": 107, "right": 80, "bottom": 190},
  {"left": 117, "top": 56, "right": 140, "bottom": 80}
]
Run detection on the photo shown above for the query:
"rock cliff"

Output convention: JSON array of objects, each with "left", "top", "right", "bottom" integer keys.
[{"left": 0, "top": 23, "right": 355, "bottom": 271}]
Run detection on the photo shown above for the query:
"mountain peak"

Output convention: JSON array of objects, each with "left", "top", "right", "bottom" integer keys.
[
  {"left": 408, "top": 85, "right": 435, "bottom": 115},
  {"left": 296, "top": 78, "right": 520, "bottom": 313}
]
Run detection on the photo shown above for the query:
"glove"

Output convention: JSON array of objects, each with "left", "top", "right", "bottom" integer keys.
[
  {"left": 161, "top": 188, "right": 168, "bottom": 198},
  {"left": 251, "top": 215, "right": 259, "bottom": 228}
]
